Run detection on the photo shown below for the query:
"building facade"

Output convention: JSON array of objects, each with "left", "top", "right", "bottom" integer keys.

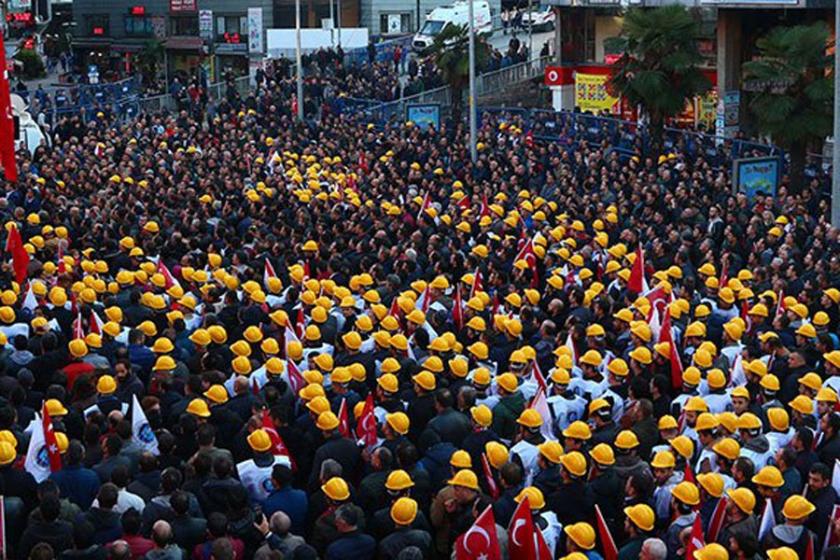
[{"left": 72, "top": 0, "right": 273, "bottom": 82}]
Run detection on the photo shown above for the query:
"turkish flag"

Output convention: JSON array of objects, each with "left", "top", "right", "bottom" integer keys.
[
  {"left": 6, "top": 226, "right": 28, "bottom": 284},
  {"left": 595, "top": 504, "right": 618, "bottom": 560},
  {"left": 480, "top": 452, "right": 499, "bottom": 500},
  {"left": 707, "top": 497, "right": 728, "bottom": 543},
  {"left": 470, "top": 268, "right": 483, "bottom": 299},
  {"left": 337, "top": 398, "right": 350, "bottom": 438},
  {"left": 659, "top": 310, "right": 683, "bottom": 391},
  {"left": 683, "top": 515, "right": 705, "bottom": 560},
  {"left": 479, "top": 193, "right": 490, "bottom": 218},
  {"left": 263, "top": 257, "right": 277, "bottom": 289},
  {"left": 41, "top": 404, "right": 62, "bottom": 473},
  {"left": 628, "top": 244, "right": 647, "bottom": 294},
  {"left": 455, "top": 505, "right": 501, "bottom": 560},
  {"left": 354, "top": 394, "right": 377, "bottom": 448},
  {"left": 261, "top": 410, "right": 296, "bottom": 471},
  {"left": 508, "top": 497, "right": 537, "bottom": 560},
  {"left": 0, "top": 31, "right": 17, "bottom": 183},
  {"left": 156, "top": 259, "right": 178, "bottom": 289},
  {"left": 286, "top": 359, "right": 306, "bottom": 395},
  {"left": 453, "top": 284, "right": 464, "bottom": 331},
  {"left": 684, "top": 463, "right": 697, "bottom": 485}
]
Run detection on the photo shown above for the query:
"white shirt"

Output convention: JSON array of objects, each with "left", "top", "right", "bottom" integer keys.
[{"left": 92, "top": 488, "right": 146, "bottom": 514}]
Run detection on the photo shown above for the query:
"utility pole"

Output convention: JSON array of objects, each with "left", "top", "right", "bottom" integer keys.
[
  {"left": 468, "top": 0, "right": 476, "bottom": 162},
  {"left": 527, "top": 0, "right": 532, "bottom": 61},
  {"left": 295, "top": 0, "right": 304, "bottom": 120},
  {"left": 329, "top": 0, "right": 334, "bottom": 46},
  {"left": 554, "top": 6, "right": 561, "bottom": 65},
  {"left": 833, "top": 0, "right": 840, "bottom": 227}
]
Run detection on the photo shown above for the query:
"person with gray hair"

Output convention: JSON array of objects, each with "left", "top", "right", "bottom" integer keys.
[
  {"left": 324, "top": 504, "right": 376, "bottom": 560},
  {"left": 254, "top": 511, "right": 306, "bottom": 557},
  {"left": 641, "top": 538, "right": 668, "bottom": 560},
  {"left": 108, "top": 540, "right": 131, "bottom": 560}
]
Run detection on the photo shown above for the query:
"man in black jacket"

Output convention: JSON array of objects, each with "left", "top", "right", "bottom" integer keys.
[{"left": 18, "top": 494, "right": 74, "bottom": 558}]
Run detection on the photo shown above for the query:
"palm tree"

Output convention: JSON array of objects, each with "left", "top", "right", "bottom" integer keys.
[
  {"left": 742, "top": 22, "right": 833, "bottom": 193},
  {"left": 137, "top": 40, "right": 165, "bottom": 87},
  {"left": 430, "top": 23, "right": 490, "bottom": 122},
  {"left": 605, "top": 5, "right": 710, "bottom": 159}
]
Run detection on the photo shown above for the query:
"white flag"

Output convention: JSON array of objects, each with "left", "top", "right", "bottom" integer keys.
[
  {"left": 21, "top": 285, "right": 38, "bottom": 313},
  {"left": 758, "top": 498, "right": 776, "bottom": 541},
  {"left": 23, "top": 413, "right": 52, "bottom": 482},
  {"left": 565, "top": 333, "right": 578, "bottom": 365},
  {"left": 131, "top": 395, "right": 159, "bottom": 455},
  {"left": 832, "top": 459, "right": 840, "bottom": 498},
  {"left": 530, "top": 388, "right": 555, "bottom": 441}
]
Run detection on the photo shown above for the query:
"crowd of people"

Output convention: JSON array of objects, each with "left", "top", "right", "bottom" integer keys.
[{"left": 0, "top": 38, "right": 838, "bottom": 560}]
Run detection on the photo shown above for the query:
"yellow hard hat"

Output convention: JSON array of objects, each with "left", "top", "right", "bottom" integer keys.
[
  {"left": 564, "top": 523, "right": 596, "bottom": 550},
  {"left": 781, "top": 495, "right": 815, "bottom": 521},
  {"left": 726, "top": 487, "right": 756, "bottom": 514},
  {"left": 186, "top": 399, "right": 211, "bottom": 418},
  {"left": 385, "top": 470, "right": 415, "bottom": 491},
  {"left": 693, "top": 543, "right": 729, "bottom": 560},
  {"left": 752, "top": 466, "right": 784, "bottom": 488},
  {"left": 672, "top": 481, "right": 700, "bottom": 505},
  {"left": 390, "top": 497, "right": 418, "bottom": 526},
  {"left": 624, "top": 504, "right": 655, "bottom": 532},
  {"left": 447, "top": 469, "right": 479, "bottom": 490},
  {"left": 322, "top": 477, "right": 350, "bottom": 501},
  {"left": 589, "top": 443, "right": 615, "bottom": 466},
  {"left": 515, "top": 486, "right": 545, "bottom": 509},
  {"left": 247, "top": 429, "right": 273, "bottom": 452},
  {"left": 385, "top": 412, "right": 410, "bottom": 435},
  {"left": 96, "top": 375, "right": 117, "bottom": 395}
]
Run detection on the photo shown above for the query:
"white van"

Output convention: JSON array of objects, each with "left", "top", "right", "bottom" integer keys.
[
  {"left": 10, "top": 94, "right": 49, "bottom": 155},
  {"left": 412, "top": 0, "right": 493, "bottom": 52}
]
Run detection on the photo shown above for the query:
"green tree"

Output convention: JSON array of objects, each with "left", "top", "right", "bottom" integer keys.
[
  {"left": 605, "top": 5, "right": 710, "bottom": 159},
  {"left": 13, "top": 49, "right": 45, "bottom": 79},
  {"left": 137, "top": 40, "right": 165, "bottom": 87},
  {"left": 430, "top": 23, "right": 490, "bottom": 122},
  {"left": 742, "top": 22, "right": 832, "bottom": 193}
]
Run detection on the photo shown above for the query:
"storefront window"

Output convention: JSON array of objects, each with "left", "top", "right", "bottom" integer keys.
[
  {"left": 87, "top": 14, "right": 109, "bottom": 36},
  {"left": 379, "top": 13, "right": 411, "bottom": 34},
  {"left": 171, "top": 16, "right": 199, "bottom": 36},
  {"left": 124, "top": 15, "right": 154, "bottom": 37}
]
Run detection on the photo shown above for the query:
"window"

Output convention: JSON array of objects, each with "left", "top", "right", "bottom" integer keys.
[
  {"left": 380, "top": 13, "right": 411, "bottom": 34},
  {"left": 125, "top": 15, "right": 153, "bottom": 37},
  {"left": 87, "top": 14, "right": 109, "bottom": 36},
  {"left": 170, "top": 15, "right": 198, "bottom": 35}
]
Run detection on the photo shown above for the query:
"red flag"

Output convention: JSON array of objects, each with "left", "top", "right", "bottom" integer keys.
[
  {"left": 41, "top": 403, "right": 62, "bottom": 473},
  {"left": 628, "top": 244, "right": 647, "bottom": 294},
  {"left": 456, "top": 195, "right": 470, "bottom": 212},
  {"left": 303, "top": 261, "right": 311, "bottom": 282},
  {"left": 455, "top": 505, "right": 501, "bottom": 560},
  {"left": 0, "top": 31, "right": 17, "bottom": 183},
  {"left": 684, "top": 463, "right": 696, "bottom": 484},
  {"left": 419, "top": 285, "right": 431, "bottom": 314},
  {"left": 88, "top": 310, "right": 103, "bottom": 335},
  {"left": 6, "top": 226, "right": 28, "bottom": 284},
  {"left": 659, "top": 309, "right": 683, "bottom": 391},
  {"left": 357, "top": 151, "right": 368, "bottom": 173},
  {"left": 470, "top": 268, "right": 483, "bottom": 299},
  {"left": 508, "top": 497, "right": 537, "bottom": 560},
  {"left": 389, "top": 296, "right": 401, "bottom": 319},
  {"left": 684, "top": 516, "right": 705, "bottom": 560},
  {"left": 479, "top": 194, "right": 490, "bottom": 218},
  {"left": 337, "top": 398, "right": 350, "bottom": 438},
  {"left": 524, "top": 130, "right": 534, "bottom": 148},
  {"left": 286, "top": 359, "right": 306, "bottom": 395},
  {"left": 773, "top": 289, "right": 786, "bottom": 322},
  {"left": 453, "top": 284, "right": 464, "bottom": 331},
  {"left": 481, "top": 452, "right": 500, "bottom": 500},
  {"left": 354, "top": 394, "right": 377, "bottom": 447},
  {"left": 294, "top": 307, "right": 305, "bottom": 339},
  {"left": 595, "top": 504, "right": 618, "bottom": 560},
  {"left": 72, "top": 310, "right": 85, "bottom": 340},
  {"left": 531, "top": 360, "right": 547, "bottom": 394},
  {"left": 156, "top": 259, "right": 178, "bottom": 290},
  {"left": 251, "top": 376, "right": 260, "bottom": 396},
  {"left": 417, "top": 191, "right": 431, "bottom": 221},
  {"left": 491, "top": 292, "right": 500, "bottom": 316},
  {"left": 805, "top": 531, "right": 815, "bottom": 560},
  {"left": 56, "top": 244, "right": 66, "bottom": 275},
  {"left": 707, "top": 497, "right": 728, "bottom": 543},
  {"left": 261, "top": 410, "right": 296, "bottom": 470},
  {"left": 263, "top": 258, "right": 277, "bottom": 288}
]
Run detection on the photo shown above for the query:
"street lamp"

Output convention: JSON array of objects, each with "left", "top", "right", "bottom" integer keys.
[{"left": 468, "top": 0, "right": 476, "bottom": 162}]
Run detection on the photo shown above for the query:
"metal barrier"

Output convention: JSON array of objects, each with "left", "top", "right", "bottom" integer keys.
[
  {"left": 478, "top": 106, "right": 787, "bottom": 172},
  {"left": 346, "top": 56, "right": 551, "bottom": 125}
]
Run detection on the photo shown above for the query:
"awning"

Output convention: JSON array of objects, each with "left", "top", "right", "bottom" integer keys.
[
  {"left": 72, "top": 38, "right": 113, "bottom": 49},
  {"left": 165, "top": 36, "right": 204, "bottom": 51},
  {"left": 111, "top": 43, "right": 145, "bottom": 53}
]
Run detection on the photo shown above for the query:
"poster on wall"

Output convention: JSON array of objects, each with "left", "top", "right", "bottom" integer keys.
[
  {"left": 574, "top": 73, "right": 619, "bottom": 113},
  {"left": 406, "top": 104, "right": 440, "bottom": 130},
  {"left": 170, "top": 0, "right": 196, "bottom": 12},
  {"left": 248, "top": 7, "right": 264, "bottom": 54},
  {"left": 733, "top": 156, "right": 780, "bottom": 200},
  {"left": 199, "top": 10, "right": 214, "bottom": 41},
  {"left": 387, "top": 14, "right": 402, "bottom": 34}
]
